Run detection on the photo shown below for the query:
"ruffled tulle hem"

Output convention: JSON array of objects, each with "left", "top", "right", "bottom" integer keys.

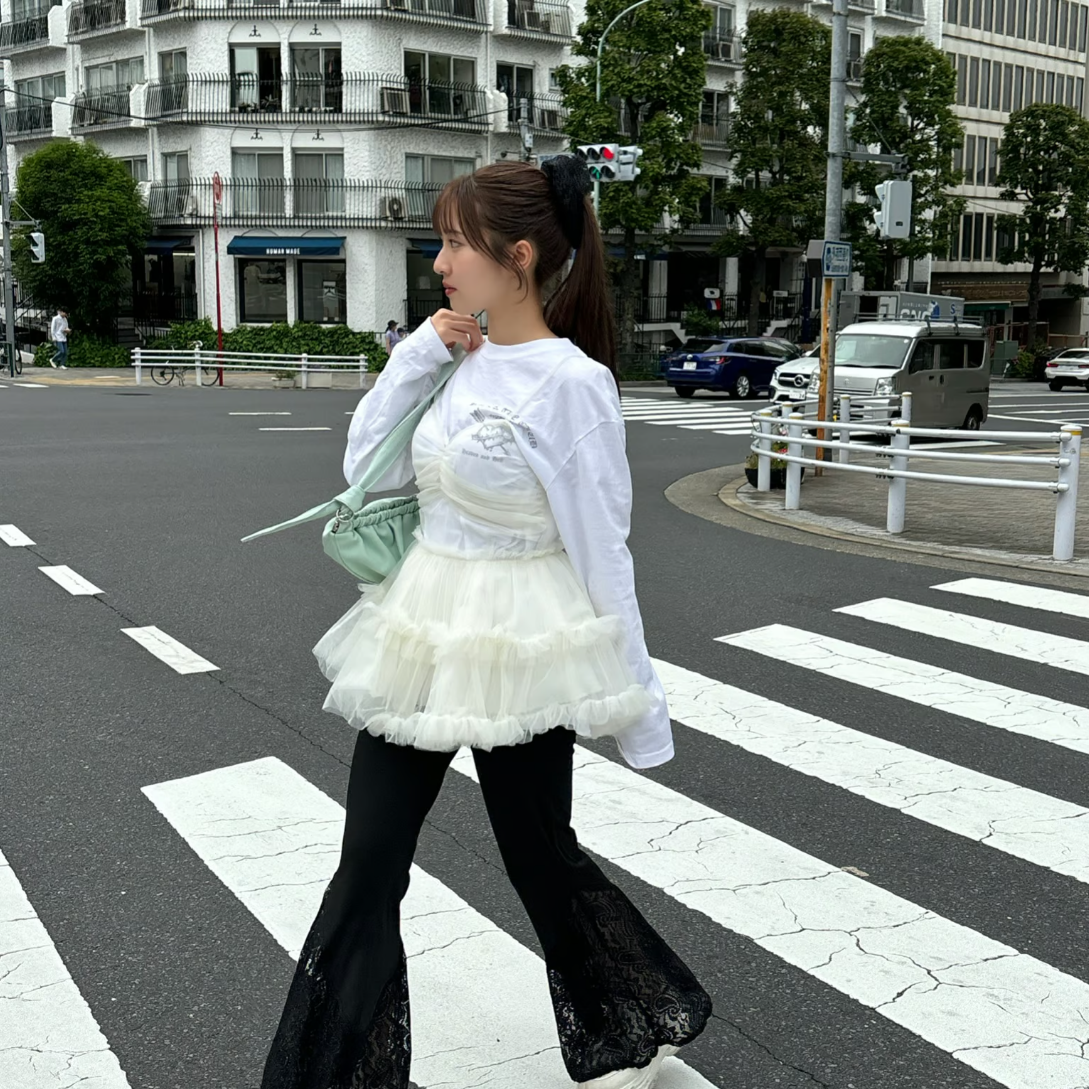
[{"left": 321, "top": 682, "right": 653, "bottom": 752}]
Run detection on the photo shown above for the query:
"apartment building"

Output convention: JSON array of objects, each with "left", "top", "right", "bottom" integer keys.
[{"left": 936, "top": 0, "right": 1089, "bottom": 341}]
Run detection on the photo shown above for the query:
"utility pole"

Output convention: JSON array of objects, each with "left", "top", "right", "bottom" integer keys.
[
  {"left": 0, "top": 86, "right": 15, "bottom": 378},
  {"left": 815, "top": 0, "right": 848, "bottom": 466},
  {"left": 518, "top": 96, "right": 533, "bottom": 161}
]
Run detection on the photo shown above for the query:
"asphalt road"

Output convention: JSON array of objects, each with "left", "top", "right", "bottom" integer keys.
[{"left": 2, "top": 377, "right": 1088, "bottom": 1089}]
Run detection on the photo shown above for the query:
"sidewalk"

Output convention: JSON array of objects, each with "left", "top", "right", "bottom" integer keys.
[{"left": 723, "top": 441, "right": 1089, "bottom": 576}]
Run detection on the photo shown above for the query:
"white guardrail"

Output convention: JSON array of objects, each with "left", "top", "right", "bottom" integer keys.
[
  {"left": 131, "top": 347, "right": 373, "bottom": 389},
  {"left": 749, "top": 391, "right": 1083, "bottom": 562}
]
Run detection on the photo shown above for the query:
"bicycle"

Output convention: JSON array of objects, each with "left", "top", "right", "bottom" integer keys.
[{"left": 150, "top": 341, "right": 222, "bottom": 387}]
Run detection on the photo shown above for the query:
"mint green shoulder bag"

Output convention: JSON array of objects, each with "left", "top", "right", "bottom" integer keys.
[{"left": 240, "top": 348, "right": 462, "bottom": 583}]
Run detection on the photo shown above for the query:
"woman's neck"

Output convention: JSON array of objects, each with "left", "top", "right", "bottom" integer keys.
[{"left": 482, "top": 301, "right": 558, "bottom": 346}]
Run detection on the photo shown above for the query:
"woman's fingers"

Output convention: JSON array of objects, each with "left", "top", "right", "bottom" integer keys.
[{"left": 430, "top": 309, "right": 484, "bottom": 352}]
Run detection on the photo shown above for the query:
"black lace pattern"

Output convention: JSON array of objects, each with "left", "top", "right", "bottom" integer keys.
[{"left": 547, "top": 888, "right": 713, "bottom": 1082}]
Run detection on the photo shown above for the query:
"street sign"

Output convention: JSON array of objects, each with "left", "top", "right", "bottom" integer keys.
[
  {"left": 822, "top": 241, "right": 852, "bottom": 278},
  {"left": 212, "top": 172, "right": 223, "bottom": 205}
]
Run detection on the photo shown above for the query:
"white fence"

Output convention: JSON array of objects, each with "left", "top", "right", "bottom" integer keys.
[
  {"left": 749, "top": 392, "right": 1083, "bottom": 562},
  {"left": 131, "top": 347, "right": 373, "bottom": 389}
]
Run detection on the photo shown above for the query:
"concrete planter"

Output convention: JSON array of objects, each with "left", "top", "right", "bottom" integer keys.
[{"left": 294, "top": 371, "right": 332, "bottom": 389}]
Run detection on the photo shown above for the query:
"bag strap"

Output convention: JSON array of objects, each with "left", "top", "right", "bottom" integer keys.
[{"left": 241, "top": 344, "right": 463, "bottom": 543}]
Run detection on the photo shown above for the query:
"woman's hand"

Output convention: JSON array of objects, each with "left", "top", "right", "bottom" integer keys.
[{"left": 429, "top": 309, "right": 484, "bottom": 353}]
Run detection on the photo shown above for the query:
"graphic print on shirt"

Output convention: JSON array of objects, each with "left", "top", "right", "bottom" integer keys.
[
  {"left": 470, "top": 420, "right": 515, "bottom": 455},
  {"left": 468, "top": 405, "right": 539, "bottom": 450}
]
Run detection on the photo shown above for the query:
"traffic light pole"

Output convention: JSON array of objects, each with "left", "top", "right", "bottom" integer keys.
[{"left": 0, "top": 88, "right": 15, "bottom": 378}]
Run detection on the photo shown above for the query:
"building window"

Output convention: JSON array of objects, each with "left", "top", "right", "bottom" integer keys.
[
  {"left": 698, "top": 89, "right": 731, "bottom": 143},
  {"left": 405, "top": 154, "right": 475, "bottom": 184},
  {"left": 292, "top": 46, "right": 342, "bottom": 113},
  {"left": 120, "top": 156, "right": 148, "bottom": 181},
  {"left": 1050, "top": 0, "right": 1060, "bottom": 40},
  {"left": 1080, "top": 3, "right": 1088, "bottom": 47},
  {"left": 973, "top": 213, "right": 985, "bottom": 259},
  {"left": 232, "top": 151, "right": 284, "bottom": 215},
  {"left": 86, "top": 56, "right": 144, "bottom": 92},
  {"left": 981, "top": 59, "right": 991, "bottom": 107},
  {"left": 961, "top": 214, "right": 973, "bottom": 257},
  {"left": 1003, "top": 64, "right": 1013, "bottom": 110},
  {"left": 294, "top": 151, "right": 344, "bottom": 215},
  {"left": 953, "top": 141, "right": 964, "bottom": 179},
  {"left": 948, "top": 221, "right": 960, "bottom": 261},
  {"left": 156, "top": 49, "right": 187, "bottom": 113},
  {"left": 969, "top": 57, "right": 979, "bottom": 106},
  {"left": 1018, "top": 0, "right": 1028, "bottom": 34},
  {"left": 996, "top": 0, "right": 1006, "bottom": 28},
  {"left": 957, "top": 55, "right": 967, "bottom": 105},
  {"left": 1077, "top": 77, "right": 1084, "bottom": 110},
  {"left": 947, "top": 0, "right": 957, "bottom": 19},
  {"left": 985, "top": 214, "right": 995, "bottom": 259},
  {"left": 231, "top": 45, "right": 282, "bottom": 112},
  {"left": 1060, "top": 0, "right": 1070, "bottom": 41},
  {"left": 497, "top": 63, "right": 534, "bottom": 125},
  {"left": 238, "top": 260, "right": 286, "bottom": 323},
  {"left": 404, "top": 51, "right": 477, "bottom": 117},
  {"left": 1036, "top": 69, "right": 1046, "bottom": 101},
  {"left": 1047, "top": 70, "right": 1056, "bottom": 102},
  {"left": 13, "top": 72, "right": 64, "bottom": 133},
  {"left": 972, "top": 0, "right": 982, "bottom": 23},
  {"left": 1024, "top": 66, "right": 1035, "bottom": 103},
  {"left": 977, "top": 139, "right": 987, "bottom": 184},
  {"left": 984, "top": 0, "right": 993, "bottom": 29},
  {"left": 965, "top": 135, "right": 976, "bottom": 182},
  {"left": 548, "top": 68, "right": 561, "bottom": 91},
  {"left": 989, "top": 138, "right": 1000, "bottom": 184},
  {"left": 1014, "top": 66, "right": 1024, "bottom": 108},
  {"left": 298, "top": 260, "right": 346, "bottom": 323}
]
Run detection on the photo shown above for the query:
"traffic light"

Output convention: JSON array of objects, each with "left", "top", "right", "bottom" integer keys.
[
  {"left": 616, "top": 145, "right": 643, "bottom": 182},
  {"left": 576, "top": 144, "right": 619, "bottom": 182},
  {"left": 29, "top": 231, "right": 45, "bottom": 263},
  {"left": 873, "top": 180, "right": 912, "bottom": 239}
]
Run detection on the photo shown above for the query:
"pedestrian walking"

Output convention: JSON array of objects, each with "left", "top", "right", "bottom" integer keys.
[
  {"left": 260, "top": 157, "right": 711, "bottom": 1089},
  {"left": 50, "top": 308, "right": 69, "bottom": 368},
  {"left": 383, "top": 319, "right": 405, "bottom": 355}
]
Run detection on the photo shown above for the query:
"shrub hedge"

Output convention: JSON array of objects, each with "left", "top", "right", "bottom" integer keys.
[{"left": 33, "top": 335, "right": 130, "bottom": 369}]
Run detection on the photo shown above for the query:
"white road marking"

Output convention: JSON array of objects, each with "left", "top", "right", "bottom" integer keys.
[
  {"left": 0, "top": 848, "right": 132, "bottom": 1089},
  {"left": 660, "top": 649, "right": 1089, "bottom": 883},
  {"left": 38, "top": 565, "right": 103, "bottom": 596},
  {"left": 258, "top": 427, "right": 332, "bottom": 432},
  {"left": 0, "top": 524, "right": 34, "bottom": 546},
  {"left": 12, "top": 382, "right": 48, "bottom": 388},
  {"left": 717, "top": 623, "right": 1089, "bottom": 756},
  {"left": 229, "top": 411, "right": 292, "bottom": 416},
  {"left": 142, "top": 758, "right": 717, "bottom": 1089},
  {"left": 837, "top": 598, "right": 1089, "bottom": 676},
  {"left": 121, "top": 626, "right": 219, "bottom": 673},
  {"left": 455, "top": 746, "right": 1089, "bottom": 1089},
  {"left": 984, "top": 414, "right": 1060, "bottom": 423},
  {"left": 933, "top": 578, "right": 1089, "bottom": 620}
]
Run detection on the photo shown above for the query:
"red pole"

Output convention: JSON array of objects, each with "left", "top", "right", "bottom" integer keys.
[{"left": 213, "top": 175, "right": 224, "bottom": 385}]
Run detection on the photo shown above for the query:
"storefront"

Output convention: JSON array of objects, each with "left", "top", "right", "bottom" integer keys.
[{"left": 226, "top": 236, "right": 347, "bottom": 325}]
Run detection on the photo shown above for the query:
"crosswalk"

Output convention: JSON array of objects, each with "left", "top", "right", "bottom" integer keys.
[
  {"left": 620, "top": 394, "right": 760, "bottom": 436},
  {"left": 4, "top": 567, "right": 1089, "bottom": 1088}
]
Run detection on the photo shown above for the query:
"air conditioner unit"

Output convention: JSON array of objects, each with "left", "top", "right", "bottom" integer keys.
[
  {"left": 848, "top": 59, "right": 863, "bottom": 79},
  {"left": 521, "top": 8, "right": 542, "bottom": 28},
  {"left": 714, "top": 40, "right": 734, "bottom": 61},
  {"left": 184, "top": 193, "right": 199, "bottom": 216},
  {"left": 382, "top": 195, "right": 406, "bottom": 220},
  {"left": 381, "top": 86, "right": 410, "bottom": 113}
]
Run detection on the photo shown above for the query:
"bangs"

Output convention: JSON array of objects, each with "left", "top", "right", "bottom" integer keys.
[{"left": 432, "top": 174, "right": 490, "bottom": 253}]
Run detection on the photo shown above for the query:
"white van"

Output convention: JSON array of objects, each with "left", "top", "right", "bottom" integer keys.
[{"left": 770, "top": 319, "right": 991, "bottom": 430}]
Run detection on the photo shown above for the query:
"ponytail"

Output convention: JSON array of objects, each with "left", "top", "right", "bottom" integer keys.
[{"left": 544, "top": 197, "right": 618, "bottom": 388}]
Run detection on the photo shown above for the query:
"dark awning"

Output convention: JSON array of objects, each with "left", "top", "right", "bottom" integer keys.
[
  {"left": 227, "top": 236, "right": 344, "bottom": 257},
  {"left": 145, "top": 236, "right": 193, "bottom": 254}
]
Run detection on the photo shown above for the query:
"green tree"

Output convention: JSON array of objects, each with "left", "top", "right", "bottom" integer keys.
[
  {"left": 847, "top": 36, "right": 964, "bottom": 289},
  {"left": 558, "top": 0, "right": 711, "bottom": 355},
  {"left": 12, "top": 141, "right": 151, "bottom": 338},
  {"left": 710, "top": 9, "right": 831, "bottom": 335},
  {"left": 995, "top": 103, "right": 1089, "bottom": 349}
]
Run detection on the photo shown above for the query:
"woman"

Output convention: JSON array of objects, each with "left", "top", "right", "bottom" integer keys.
[
  {"left": 261, "top": 157, "right": 711, "bottom": 1089},
  {"left": 384, "top": 319, "right": 405, "bottom": 355}
]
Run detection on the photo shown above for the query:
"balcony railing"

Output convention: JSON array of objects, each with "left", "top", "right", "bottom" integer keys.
[
  {"left": 72, "top": 86, "right": 134, "bottom": 130},
  {"left": 502, "top": 91, "right": 568, "bottom": 133},
  {"left": 848, "top": 0, "right": 876, "bottom": 11},
  {"left": 147, "top": 177, "right": 447, "bottom": 229},
  {"left": 140, "top": 0, "right": 487, "bottom": 25},
  {"left": 883, "top": 0, "right": 924, "bottom": 16},
  {"left": 703, "top": 29, "right": 741, "bottom": 65},
  {"left": 505, "top": 0, "right": 572, "bottom": 38},
  {"left": 145, "top": 73, "right": 491, "bottom": 131},
  {"left": 68, "top": 0, "right": 127, "bottom": 38},
  {"left": 4, "top": 103, "right": 53, "bottom": 139},
  {"left": 0, "top": 3, "right": 58, "bottom": 52},
  {"left": 694, "top": 118, "right": 729, "bottom": 146}
]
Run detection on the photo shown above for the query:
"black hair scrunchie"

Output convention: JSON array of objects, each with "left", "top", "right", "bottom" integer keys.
[{"left": 540, "top": 155, "right": 592, "bottom": 250}]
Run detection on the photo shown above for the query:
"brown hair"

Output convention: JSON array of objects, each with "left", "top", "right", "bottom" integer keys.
[{"left": 432, "top": 161, "right": 617, "bottom": 383}]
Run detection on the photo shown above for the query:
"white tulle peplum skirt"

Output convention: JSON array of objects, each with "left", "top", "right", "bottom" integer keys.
[{"left": 313, "top": 539, "right": 652, "bottom": 751}]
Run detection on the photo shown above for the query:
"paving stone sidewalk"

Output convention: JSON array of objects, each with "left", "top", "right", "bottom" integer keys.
[{"left": 728, "top": 439, "right": 1089, "bottom": 574}]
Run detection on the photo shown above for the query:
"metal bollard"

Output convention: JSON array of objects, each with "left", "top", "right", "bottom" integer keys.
[
  {"left": 359, "top": 353, "right": 367, "bottom": 389},
  {"left": 886, "top": 424, "right": 910, "bottom": 533},
  {"left": 757, "top": 410, "right": 773, "bottom": 492},
  {"left": 838, "top": 394, "right": 851, "bottom": 464},
  {"left": 194, "top": 347, "right": 202, "bottom": 387},
  {"left": 785, "top": 413, "right": 804, "bottom": 510},
  {"left": 133, "top": 347, "right": 142, "bottom": 386},
  {"left": 900, "top": 389, "right": 913, "bottom": 425},
  {"left": 300, "top": 353, "right": 308, "bottom": 390},
  {"left": 1053, "top": 424, "right": 1082, "bottom": 561}
]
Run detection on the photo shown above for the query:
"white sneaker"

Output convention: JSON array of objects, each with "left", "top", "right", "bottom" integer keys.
[
  {"left": 59, "top": 365, "right": 67, "bottom": 369},
  {"left": 577, "top": 1045, "right": 679, "bottom": 1089},
  {"left": 49, "top": 360, "right": 57, "bottom": 368}
]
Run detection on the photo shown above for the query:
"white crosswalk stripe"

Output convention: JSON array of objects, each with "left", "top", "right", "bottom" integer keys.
[
  {"left": 619, "top": 398, "right": 759, "bottom": 438},
  {"left": 10, "top": 578, "right": 1089, "bottom": 1088}
]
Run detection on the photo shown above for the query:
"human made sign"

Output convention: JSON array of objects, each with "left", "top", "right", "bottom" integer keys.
[{"left": 821, "top": 241, "right": 853, "bottom": 278}]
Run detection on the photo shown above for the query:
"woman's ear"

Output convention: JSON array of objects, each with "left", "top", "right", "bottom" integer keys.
[{"left": 512, "top": 239, "right": 535, "bottom": 272}]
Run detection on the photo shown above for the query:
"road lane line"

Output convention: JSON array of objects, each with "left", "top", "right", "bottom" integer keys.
[
  {"left": 454, "top": 746, "right": 1089, "bottom": 1089},
  {"left": 837, "top": 598, "right": 1089, "bottom": 676},
  {"left": 258, "top": 427, "right": 332, "bottom": 432},
  {"left": 715, "top": 624, "right": 1089, "bottom": 756},
  {"left": 121, "top": 626, "right": 218, "bottom": 673},
  {"left": 654, "top": 649, "right": 1089, "bottom": 884},
  {"left": 0, "top": 525, "right": 34, "bottom": 546},
  {"left": 38, "top": 565, "right": 103, "bottom": 596},
  {"left": 12, "top": 382, "right": 48, "bottom": 388},
  {"left": 932, "top": 578, "right": 1089, "bottom": 620},
  {"left": 0, "top": 849, "right": 132, "bottom": 1089},
  {"left": 229, "top": 411, "right": 292, "bottom": 416},
  {"left": 142, "top": 757, "right": 718, "bottom": 1089}
]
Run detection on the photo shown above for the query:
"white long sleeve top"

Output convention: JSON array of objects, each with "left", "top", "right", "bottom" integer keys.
[{"left": 343, "top": 318, "right": 673, "bottom": 769}]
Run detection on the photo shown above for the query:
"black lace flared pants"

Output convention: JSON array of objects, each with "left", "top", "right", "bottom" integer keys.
[{"left": 261, "top": 727, "right": 712, "bottom": 1088}]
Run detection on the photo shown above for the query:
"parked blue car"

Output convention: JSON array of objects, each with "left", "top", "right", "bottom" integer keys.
[{"left": 662, "top": 336, "right": 801, "bottom": 399}]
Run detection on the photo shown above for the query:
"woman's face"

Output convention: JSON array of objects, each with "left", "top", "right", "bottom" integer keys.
[{"left": 433, "top": 216, "right": 531, "bottom": 317}]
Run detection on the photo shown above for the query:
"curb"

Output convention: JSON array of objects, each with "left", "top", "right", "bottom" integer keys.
[{"left": 719, "top": 476, "right": 1089, "bottom": 578}]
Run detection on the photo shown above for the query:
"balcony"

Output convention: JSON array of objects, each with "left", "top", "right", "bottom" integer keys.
[
  {"left": 502, "top": 91, "right": 567, "bottom": 134},
  {"left": 703, "top": 29, "right": 741, "bottom": 66},
  {"left": 882, "top": 0, "right": 925, "bottom": 18},
  {"left": 4, "top": 103, "right": 53, "bottom": 140},
  {"left": 504, "top": 0, "right": 572, "bottom": 39},
  {"left": 67, "top": 0, "right": 127, "bottom": 38},
  {"left": 848, "top": 0, "right": 876, "bottom": 10},
  {"left": 147, "top": 177, "right": 446, "bottom": 229},
  {"left": 71, "top": 85, "right": 136, "bottom": 131},
  {"left": 693, "top": 117, "right": 729, "bottom": 147},
  {"left": 145, "top": 73, "right": 492, "bottom": 132},
  {"left": 139, "top": 0, "right": 487, "bottom": 27},
  {"left": 0, "top": 2, "right": 59, "bottom": 53}
]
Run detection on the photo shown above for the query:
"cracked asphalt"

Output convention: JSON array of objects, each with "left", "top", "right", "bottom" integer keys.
[{"left": 2, "top": 382, "right": 1088, "bottom": 1089}]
